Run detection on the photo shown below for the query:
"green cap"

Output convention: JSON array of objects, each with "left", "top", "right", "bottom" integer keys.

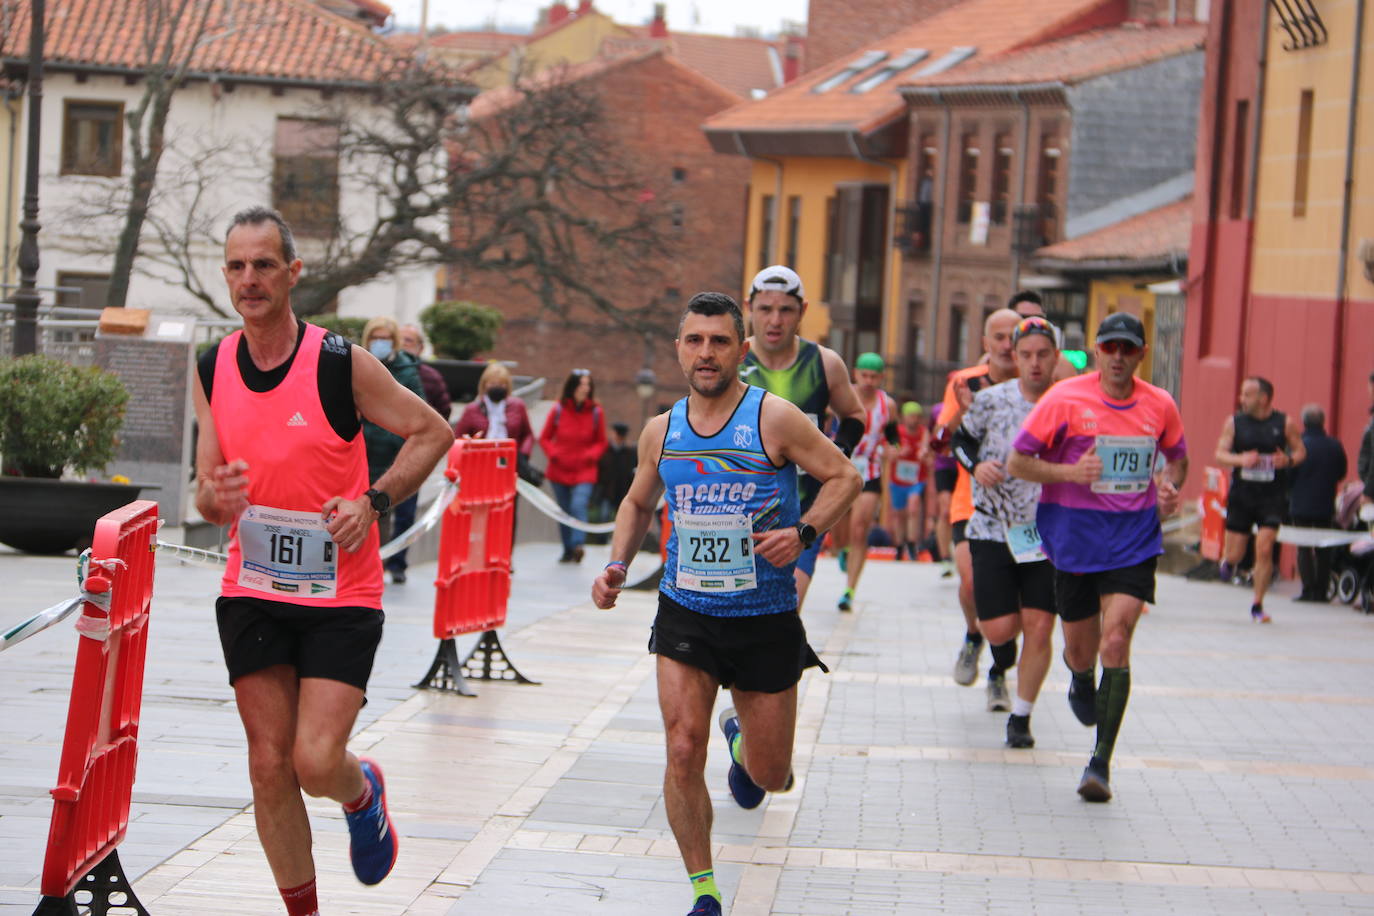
[
  {"left": 901, "top": 401, "right": 923, "bottom": 417},
  {"left": 855, "top": 352, "right": 885, "bottom": 372}
]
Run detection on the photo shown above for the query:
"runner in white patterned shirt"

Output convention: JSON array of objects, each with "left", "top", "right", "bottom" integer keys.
[{"left": 950, "top": 317, "right": 1060, "bottom": 748}]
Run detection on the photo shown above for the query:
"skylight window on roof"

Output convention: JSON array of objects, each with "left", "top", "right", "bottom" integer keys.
[
  {"left": 850, "top": 49, "right": 929, "bottom": 93},
  {"left": 913, "top": 46, "right": 977, "bottom": 77},
  {"left": 813, "top": 49, "right": 889, "bottom": 93}
]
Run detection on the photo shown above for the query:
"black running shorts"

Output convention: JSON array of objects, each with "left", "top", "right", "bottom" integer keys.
[
  {"left": 1054, "top": 556, "right": 1158, "bottom": 623},
  {"left": 934, "top": 466, "right": 958, "bottom": 493},
  {"left": 216, "top": 596, "right": 384, "bottom": 689},
  {"left": 969, "top": 538, "right": 1056, "bottom": 621},
  {"left": 1224, "top": 486, "right": 1287, "bottom": 533},
  {"left": 861, "top": 477, "right": 882, "bottom": 495},
  {"left": 952, "top": 520, "right": 968, "bottom": 546},
  {"left": 650, "top": 593, "right": 827, "bottom": 693}
]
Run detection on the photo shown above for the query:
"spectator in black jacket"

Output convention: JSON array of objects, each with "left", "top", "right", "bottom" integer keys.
[
  {"left": 1290, "top": 404, "right": 1349, "bottom": 602},
  {"left": 1360, "top": 371, "right": 1374, "bottom": 504}
]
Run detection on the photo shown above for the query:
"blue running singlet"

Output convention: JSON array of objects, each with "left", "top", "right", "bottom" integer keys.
[{"left": 659, "top": 385, "right": 799, "bottom": 617}]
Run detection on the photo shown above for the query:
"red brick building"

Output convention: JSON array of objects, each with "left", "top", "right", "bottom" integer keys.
[{"left": 449, "top": 50, "right": 750, "bottom": 430}]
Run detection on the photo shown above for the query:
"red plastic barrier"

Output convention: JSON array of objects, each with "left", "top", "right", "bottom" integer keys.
[
  {"left": 40, "top": 500, "right": 158, "bottom": 898},
  {"left": 1200, "top": 466, "right": 1229, "bottom": 562},
  {"left": 433, "top": 439, "right": 516, "bottom": 638}
]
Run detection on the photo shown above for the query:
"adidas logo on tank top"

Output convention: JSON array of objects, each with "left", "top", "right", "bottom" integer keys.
[{"left": 287, "top": 412, "right": 308, "bottom": 427}]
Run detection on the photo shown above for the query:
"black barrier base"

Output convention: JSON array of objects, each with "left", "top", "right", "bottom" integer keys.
[
  {"left": 33, "top": 849, "right": 150, "bottom": 915},
  {"left": 413, "top": 637, "right": 478, "bottom": 696},
  {"left": 460, "top": 629, "right": 540, "bottom": 684}
]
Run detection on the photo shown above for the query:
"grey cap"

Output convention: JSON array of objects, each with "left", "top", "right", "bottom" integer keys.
[{"left": 1095, "top": 312, "right": 1146, "bottom": 348}]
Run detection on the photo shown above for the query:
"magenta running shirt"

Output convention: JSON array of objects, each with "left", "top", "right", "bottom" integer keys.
[{"left": 1012, "top": 372, "right": 1187, "bottom": 574}]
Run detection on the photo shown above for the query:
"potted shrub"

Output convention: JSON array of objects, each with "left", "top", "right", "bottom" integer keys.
[
  {"left": 0, "top": 354, "right": 148, "bottom": 553},
  {"left": 420, "top": 300, "right": 504, "bottom": 402}
]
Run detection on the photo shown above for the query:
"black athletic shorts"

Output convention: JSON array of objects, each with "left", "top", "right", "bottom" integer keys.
[
  {"left": 1054, "top": 556, "right": 1157, "bottom": 623},
  {"left": 650, "top": 593, "right": 827, "bottom": 693},
  {"left": 969, "top": 539, "right": 1056, "bottom": 621},
  {"left": 934, "top": 466, "right": 958, "bottom": 493},
  {"left": 1225, "top": 486, "right": 1287, "bottom": 533},
  {"left": 216, "top": 596, "right": 384, "bottom": 689},
  {"left": 861, "top": 477, "right": 882, "bottom": 495},
  {"left": 952, "top": 520, "right": 968, "bottom": 546}
]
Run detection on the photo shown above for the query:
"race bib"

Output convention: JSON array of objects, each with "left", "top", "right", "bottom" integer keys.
[
  {"left": 675, "top": 512, "right": 756, "bottom": 592},
  {"left": 894, "top": 459, "right": 921, "bottom": 486},
  {"left": 237, "top": 505, "right": 338, "bottom": 599},
  {"left": 1005, "top": 520, "right": 1047, "bottom": 564},
  {"left": 852, "top": 455, "right": 871, "bottom": 479},
  {"left": 1092, "top": 435, "right": 1157, "bottom": 494},
  {"left": 1240, "top": 454, "right": 1276, "bottom": 482}
]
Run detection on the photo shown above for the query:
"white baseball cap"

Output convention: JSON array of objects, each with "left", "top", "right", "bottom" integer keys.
[{"left": 748, "top": 265, "right": 805, "bottom": 302}]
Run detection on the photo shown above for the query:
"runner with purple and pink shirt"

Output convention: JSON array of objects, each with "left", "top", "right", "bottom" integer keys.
[{"left": 1007, "top": 313, "right": 1188, "bottom": 803}]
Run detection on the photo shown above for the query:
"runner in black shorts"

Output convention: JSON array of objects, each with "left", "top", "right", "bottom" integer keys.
[
  {"left": 591, "top": 293, "right": 860, "bottom": 916},
  {"left": 1214, "top": 377, "right": 1306, "bottom": 622},
  {"left": 953, "top": 317, "right": 1060, "bottom": 746},
  {"left": 193, "top": 207, "right": 453, "bottom": 914},
  {"left": 1008, "top": 313, "right": 1189, "bottom": 803}
]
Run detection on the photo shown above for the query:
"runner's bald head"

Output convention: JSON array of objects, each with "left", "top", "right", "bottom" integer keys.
[{"left": 985, "top": 308, "right": 1021, "bottom": 336}]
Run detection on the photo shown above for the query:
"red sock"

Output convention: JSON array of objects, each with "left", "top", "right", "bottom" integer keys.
[
  {"left": 279, "top": 878, "right": 319, "bottom": 916},
  {"left": 343, "top": 778, "right": 373, "bottom": 814}
]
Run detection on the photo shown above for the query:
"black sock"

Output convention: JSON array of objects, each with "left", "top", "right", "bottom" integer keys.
[
  {"left": 967, "top": 631, "right": 984, "bottom": 646},
  {"left": 990, "top": 639, "right": 1017, "bottom": 677}
]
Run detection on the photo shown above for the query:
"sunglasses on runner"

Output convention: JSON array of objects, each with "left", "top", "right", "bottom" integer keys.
[
  {"left": 1097, "top": 340, "right": 1142, "bottom": 357},
  {"left": 1012, "top": 316, "right": 1056, "bottom": 345}
]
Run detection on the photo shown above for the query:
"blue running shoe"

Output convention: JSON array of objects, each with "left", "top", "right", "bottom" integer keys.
[
  {"left": 837, "top": 547, "right": 848, "bottom": 572},
  {"left": 345, "top": 757, "right": 398, "bottom": 885},
  {"left": 717, "top": 707, "right": 765, "bottom": 810},
  {"left": 688, "top": 895, "right": 723, "bottom": 916}
]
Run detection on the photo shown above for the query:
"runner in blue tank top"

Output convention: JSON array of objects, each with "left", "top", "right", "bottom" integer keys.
[{"left": 592, "top": 292, "right": 861, "bottom": 916}]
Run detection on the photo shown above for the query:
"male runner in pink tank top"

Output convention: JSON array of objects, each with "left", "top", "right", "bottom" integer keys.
[{"left": 192, "top": 207, "right": 452, "bottom": 915}]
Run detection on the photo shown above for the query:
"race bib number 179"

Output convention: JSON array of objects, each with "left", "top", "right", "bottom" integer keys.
[{"left": 1092, "top": 436, "right": 1157, "bottom": 494}]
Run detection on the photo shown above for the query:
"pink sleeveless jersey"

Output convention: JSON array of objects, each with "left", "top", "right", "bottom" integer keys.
[{"left": 211, "top": 323, "right": 383, "bottom": 609}]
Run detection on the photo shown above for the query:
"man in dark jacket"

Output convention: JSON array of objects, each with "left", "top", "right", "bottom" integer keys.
[
  {"left": 1360, "top": 371, "right": 1374, "bottom": 505},
  {"left": 594, "top": 422, "right": 637, "bottom": 522},
  {"left": 1289, "top": 404, "right": 1348, "bottom": 601}
]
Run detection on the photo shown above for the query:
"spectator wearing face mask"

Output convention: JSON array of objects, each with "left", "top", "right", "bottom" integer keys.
[
  {"left": 398, "top": 324, "right": 452, "bottom": 420},
  {"left": 454, "top": 361, "right": 535, "bottom": 458},
  {"left": 360, "top": 316, "right": 426, "bottom": 581}
]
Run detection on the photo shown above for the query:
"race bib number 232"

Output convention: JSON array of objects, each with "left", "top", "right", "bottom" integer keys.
[{"left": 675, "top": 512, "right": 756, "bottom": 593}]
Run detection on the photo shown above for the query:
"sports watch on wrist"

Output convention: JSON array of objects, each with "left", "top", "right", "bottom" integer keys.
[
  {"left": 795, "top": 522, "right": 818, "bottom": 548},
  {"left": 365, "top": 488, "right": 392, "bottom": 518}
]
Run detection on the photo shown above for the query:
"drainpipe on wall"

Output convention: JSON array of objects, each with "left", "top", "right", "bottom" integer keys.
[
  {"left": 847, "top": 130, "right": 900, "bottom": 364},
  {"left": 734, "top": 132, "right": 785, "bottom": 265},
  {"left": 930, "top": 93, "right": 952, "bottom": 367},
  {"left": 1236, "top": 0, "right": 1270, "bottom": 386},
  {"left": 1331, "top": 0, "right": 1365, "bottom": 427},
  {"left": 1009, "top": 88, "right": 1031, "bottom": 292}
]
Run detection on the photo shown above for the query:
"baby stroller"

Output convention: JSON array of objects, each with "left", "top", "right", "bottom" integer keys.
[
  {"left": 1349, "top": 504, "right": 1374, "bottom": 614},
  {"left": 1330, "top": 482, "right": 1368, "bottom": 604}
]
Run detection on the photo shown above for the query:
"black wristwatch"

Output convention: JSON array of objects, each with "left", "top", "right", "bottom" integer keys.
[
  {"left": 365, "top": 488, "right": 392, "bottom": 518},
  {"left": 795, "top": 522, "right": 818, "bottom": 548}
]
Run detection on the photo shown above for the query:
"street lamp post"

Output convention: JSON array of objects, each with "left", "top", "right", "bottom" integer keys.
[
  {"left": 11, "top": 0, "right": 45, "bottom": 357},
  {"left": 634, "top": 366, "right": 656, "bottom": 430}
]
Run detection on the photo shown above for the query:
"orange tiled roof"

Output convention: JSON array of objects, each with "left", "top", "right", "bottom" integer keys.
[
  {"left": 468, "top": 46, "right": 735, "bottom": 120},
  {"left": 0, "top": 0, "right": 407, "bottom": 85},
  {"left": 704, "top": 0, "right": 1125, "bottom": 137},
  {"left": 605, "top": 31, "right": 790, "bottom": 99},
  {"left": 909, "top": 23, "right": 1204, "bottom": 89},
  {"left": 423, "top": 30, "right": 533, "bottom": 53},
  {"left": 1034, "top": 196, "right": 1192, "bottom": 266}
]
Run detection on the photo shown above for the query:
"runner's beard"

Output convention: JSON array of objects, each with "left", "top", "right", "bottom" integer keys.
[{"left": 690, "top": 366, "right": 732, "bottom": 397}]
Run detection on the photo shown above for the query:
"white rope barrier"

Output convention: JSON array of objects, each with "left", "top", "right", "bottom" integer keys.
[{"left": 0, "top": 551, "right": 126, "bottom": 653}]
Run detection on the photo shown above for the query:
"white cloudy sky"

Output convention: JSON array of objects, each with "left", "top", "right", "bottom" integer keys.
[{"left": 387, "top": 0, "right": 808, "bottom": 36}]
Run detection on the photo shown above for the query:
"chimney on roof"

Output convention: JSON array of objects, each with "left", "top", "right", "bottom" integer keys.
[
  {"left": 577, "top": 0, "right": 594, "bottom": 14},
  {"left": 548, "top": 2, "right": 570, "bottom": 25},
  {"left": 649, "top": 3, "right": 668, "bottom": 38},
  {"left": 783, "top": 34, "right": 802, "bottom": 83}
]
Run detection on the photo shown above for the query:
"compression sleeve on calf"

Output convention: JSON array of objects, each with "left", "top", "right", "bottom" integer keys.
[
  {"left": 950, "top": 426, "right": 982, "bottom": 472},
  {"left": 883, "top": 420, "right": 900, "bottom": 446},
  {"left": 835, "top": 416, "right": 866, "bottom": 456}
]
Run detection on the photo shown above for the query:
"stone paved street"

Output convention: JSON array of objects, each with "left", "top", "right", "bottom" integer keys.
[{"left": 3, "top": 540, "right": 1374, "bottom": 914}]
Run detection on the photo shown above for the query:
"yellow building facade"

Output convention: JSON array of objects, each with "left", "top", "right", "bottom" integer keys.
[{"left": 741, "top": 156, "right": 908, "bottom": 357}]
